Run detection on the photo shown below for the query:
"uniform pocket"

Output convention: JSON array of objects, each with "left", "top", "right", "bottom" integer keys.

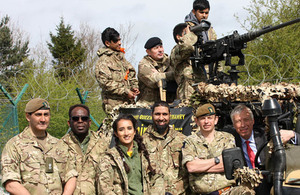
[
  {"left": 171, "top": 149, "right": 182, "bottom": 168},
  {"left": 108, "top": 66, "right": 124, "bottom": 81}
]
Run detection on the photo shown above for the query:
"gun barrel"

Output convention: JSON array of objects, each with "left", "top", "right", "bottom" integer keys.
[{"left": 235, "top": 17, "right": 300, "bottom": 43}]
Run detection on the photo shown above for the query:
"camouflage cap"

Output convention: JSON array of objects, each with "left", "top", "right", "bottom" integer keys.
[
  {"left": 195, "top": 103, "right": 215, "bottom": 117},
  {"left": 25, "top": 98, "right": 50, "bottom": 113},
  {"left": 144, "top": 37, "right": 162, "bottom": 49}
]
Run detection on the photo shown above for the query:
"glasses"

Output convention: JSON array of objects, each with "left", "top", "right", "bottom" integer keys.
[{"left": 71, "top": 116, "right": 90, "bottom": 122}]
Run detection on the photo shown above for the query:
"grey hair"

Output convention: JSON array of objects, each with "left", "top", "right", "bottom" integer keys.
[{"left": 230, "top": 104, "right": 254, "bottom": 122}]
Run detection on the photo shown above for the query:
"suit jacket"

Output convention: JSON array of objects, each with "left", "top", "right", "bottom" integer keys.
[
  {"left": 233, "top": 128, "right": 272, "bottom": 195},
  {"left": 233, "top": 128, "right": 267, "bottom": 169}
]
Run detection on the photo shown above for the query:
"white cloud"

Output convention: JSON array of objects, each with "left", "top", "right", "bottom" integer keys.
[{"left": 1, "top": 0, "right": 251, "bottom": 68}]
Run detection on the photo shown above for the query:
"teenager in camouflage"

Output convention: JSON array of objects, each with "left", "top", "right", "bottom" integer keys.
[
  {"left": 182, "top": 103, "right": 236, "bottom": 194},
  {"left": 61, "top": 104, "right": 110, "bottom": 195},
  {"left": 95, "top": 27, "right": 139, "bottom": 114},
  {"left": 170, "top": 23, "right": 199, "bottom": 100},
  {"left": 142, "top": 101, "right": 189, "bottom": 194},
  {"left": 1, "top": 98, "right": 77, "bottom": 195},
  {"left": 137, "top": 37, "right": 175, "bottom": 104},
  {"left": 97, "top": 114, "right": 164, "bottom": 194}
]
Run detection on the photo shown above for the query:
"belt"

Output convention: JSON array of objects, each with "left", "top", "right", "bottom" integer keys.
[{"left": 204, "top": 186, "right": 232, "bottom": 195}]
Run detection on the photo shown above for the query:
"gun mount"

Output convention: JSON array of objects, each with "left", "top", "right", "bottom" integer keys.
[{"left": 191, "top": 18, "right": 300, "bottom": 85}]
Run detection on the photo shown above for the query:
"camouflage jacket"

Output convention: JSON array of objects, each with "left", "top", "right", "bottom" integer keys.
[
  {"left": 1, "top": 127, "right": 77, "bottom": 195},
  {"left": 137, "top": 54, "right": 174, "bottom": 105},
  {"left": 96, "top": 145, "right": 165, "bottom": 195},
  {"left": 95, "top": 47, "right": 139, "bottom": 113},
  {"left": 61, "top": 130, "right": 109, "bottom": 195},
  {"left": 142, "top": 125, "right": 189, "bottom": 194},
  {"left": 182, "top": 129, "right": 236, "bottom": 194},
  {"left": 170, "top": 32, "right": 198, "bottom": 100}
]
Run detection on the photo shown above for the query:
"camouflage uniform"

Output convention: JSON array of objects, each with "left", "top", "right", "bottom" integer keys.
[
  {"left": 95, "top": 47, "right": 139, "bottom": 114},
  {"left": 182, "top": 128, "right": 236, "bottom": 194},
  {"left": 1, "top": 127, "right": 77, "bottom": 194},
  {"left": 61, "top": 130, "right": 109, "bottom": 195},
  {"left": 142, "top": 125, "right": 189, "bottom": 194},
  {"left": 137, "top": 54, "right": 174, "bottom": 105},
  {"left": 97, "top": 145, "right": 165, "bottom": 195},
  {"left": 170, "top": 32, "right": 198, "bottom": 100}
]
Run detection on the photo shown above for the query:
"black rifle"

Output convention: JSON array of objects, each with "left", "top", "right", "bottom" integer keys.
[{"left": 192, "top": 18, "right": 300, "bottom": 85}]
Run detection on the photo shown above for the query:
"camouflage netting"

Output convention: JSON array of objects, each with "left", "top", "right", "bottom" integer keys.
[
  {"left": 229, "top": 167, "right": 263, "bottom": 195},
  {"left": 192, "top": 82, "right": 300, "bottom": 103}
]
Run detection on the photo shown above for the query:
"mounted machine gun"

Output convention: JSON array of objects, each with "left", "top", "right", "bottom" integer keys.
[{"left": 191, "top": 18, "right": 300, "bottom": 85}]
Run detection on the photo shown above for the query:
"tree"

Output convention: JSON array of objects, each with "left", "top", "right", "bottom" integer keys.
[
  {"left": 48, "top": 17, "right": 86, "bottom": 80},
  {"left": 118, "top": 22, "right": 138, "bottom": 65},
  {"left": 10, "top": 59, "right": 106, "bottom": 138},
  {"left": 76, "top": 22, "right": 103, "bottom": 70},
  {"left": 236, "top": 0, "right": 300, "bottom": 84},
  {"left": 0, "top": 15, "right": 29, "bottom": 79}
]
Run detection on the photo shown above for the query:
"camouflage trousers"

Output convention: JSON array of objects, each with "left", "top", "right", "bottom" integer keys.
[{"left": 229, "top": 185, "right": 255, "bottom": 195}]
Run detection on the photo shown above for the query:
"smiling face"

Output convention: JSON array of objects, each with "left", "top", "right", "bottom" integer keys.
[
  {"left": 114, "top": 119, "right": 136, "bottom": 149},
  {"left": 195, "top": 114, "right": 218, "bottom": 134},
  {"left": 232, "top": 109, "right": 254, "bottom": 140},
  {"left": 68, "top": 107, "right": 91, "bottom": 137},
  {"left": 152, "top": 106, "right": 170, "bottom": 135},
  {"left": 26, "top": 109, "right": 50, "bottom": 134}
]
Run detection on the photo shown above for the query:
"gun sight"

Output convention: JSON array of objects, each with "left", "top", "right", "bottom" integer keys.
[{"left": 190, "top": 20, "right": 211, "bottom": 34}]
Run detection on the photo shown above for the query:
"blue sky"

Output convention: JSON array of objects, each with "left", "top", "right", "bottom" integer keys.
[{"left": 2, "top": 0, "right": 251, "bottom": 68}]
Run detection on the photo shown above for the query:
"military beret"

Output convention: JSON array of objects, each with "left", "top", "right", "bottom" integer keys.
[
  {"left": 144, "top": 37, "right": 162, "bottom": 49},
  {"left": 25, "top": 98, "right": 50, "bottom": 113},
  {"left": 195, "top": 103, "right": 215, "bottom": 117}
]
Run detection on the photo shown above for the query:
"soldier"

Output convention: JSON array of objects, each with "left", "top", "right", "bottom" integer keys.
[
  {"left": 137, "top": 37, "right": 175, "bottom": 104},
  {"left": 142, "top": 101, "right": 189, "bottom": 194},
  {"left": 182, "top": 103, "right": 235, "bottom": 194},
  {"left": 61, "top": 104, "right": 109, "bottom": 194},
  {"left": 1, "top": 98, "right": 77, "bottom": 195},
  {"left": 97, "top": 114, "right": 164, "bottom": 194},
  {"left": 184, "top": 0, "right": 217, "bottom": 80},
  {"left": 95, "top": 27, "right": 140, "bottom": 114},
  {"left": 170, "top": 23, "right": 199, "bottom": 100}
]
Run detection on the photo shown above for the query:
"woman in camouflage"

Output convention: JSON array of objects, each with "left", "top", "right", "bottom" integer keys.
[{"left": 96, "top": 114, "right": 164, "bottom": 195}]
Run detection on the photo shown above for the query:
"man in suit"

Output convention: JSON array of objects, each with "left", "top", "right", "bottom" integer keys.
[
  {"left": 230, "top": 104, "right": 266, "bottom": 168},
  {"left": 230, "top": 104, "right": 299, "bottom": 195}
]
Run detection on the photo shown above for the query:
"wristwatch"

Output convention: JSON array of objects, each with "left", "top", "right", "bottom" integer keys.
[{"left": 214, "top": 157, "right": 220, "bottom": 164}]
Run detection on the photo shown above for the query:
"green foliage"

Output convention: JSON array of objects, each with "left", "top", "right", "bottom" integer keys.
[
  {"left": 0, "top": 15, "right": 29, "bottom": 79},
  {"left": 237, "top": 0, "right": 300, "bottom": 85},
  {"left": 0, "top": 16, "right": 140, "bottom": 140},
  {"left": 48, "top": 17, "right": 86, "bottom": 80},
  {"left": 10, "top": 59, "right": 106, "bottom": 138}
]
